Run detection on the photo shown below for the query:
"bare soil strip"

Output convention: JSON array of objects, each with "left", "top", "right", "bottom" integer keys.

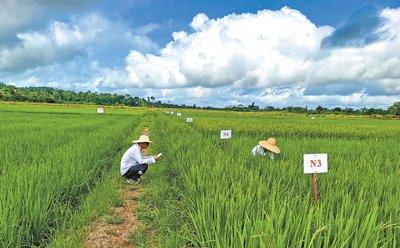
[{"left": 83, "top": 184, "right": 142, "bottom": 248}]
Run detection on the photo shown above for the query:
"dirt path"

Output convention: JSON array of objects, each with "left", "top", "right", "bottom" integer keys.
[
  {"left": 83, "top": 183, "right": 142, "bottom": 248},
  {"left": 84, "top": 126, "right": 151, "bottom": 248}
]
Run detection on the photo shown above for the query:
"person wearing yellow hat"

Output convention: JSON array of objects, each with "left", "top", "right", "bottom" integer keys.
[
  {"left": 120, "top": 134, "right": 162, "bottom": 184},
  {"left": 251, "top": 138, "right": 280, "bottom": 160}
]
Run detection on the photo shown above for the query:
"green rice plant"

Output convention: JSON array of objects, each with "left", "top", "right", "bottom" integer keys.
[
  {"left": 0, "top": 103, "right": 146, "bottom": 247},
  {"left": 140, "top": 110, "right": 400, "bottom": 248},
  {"left": 2, "top": 103, "right": 400, "bottom": 247}
]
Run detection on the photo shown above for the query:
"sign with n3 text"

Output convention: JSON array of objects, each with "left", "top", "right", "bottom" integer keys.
[
  {"left": 186, "top": 118, "right": 193, "bottom": 123},
  {"left": 303, "top": 154, "right": 328, "bottom": 174},
  {"left": 220, "top": 130, "right": 232, "bottom": 139},
  {"left": 177, "top": 113, "right": 182, "bottom": 116}
]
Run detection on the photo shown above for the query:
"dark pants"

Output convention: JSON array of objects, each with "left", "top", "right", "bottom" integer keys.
[{"left": 123, "top": 164, "right": 148, "bottom": 180}]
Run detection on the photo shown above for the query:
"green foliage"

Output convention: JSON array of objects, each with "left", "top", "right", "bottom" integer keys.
[
  {"left": 0, "top": 82, "right": 150, "bottom": 106},
  {"left": 388, "top": 102, "right": 400, "bottom": 116}
]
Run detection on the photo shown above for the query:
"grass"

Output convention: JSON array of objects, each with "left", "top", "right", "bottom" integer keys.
[
  {"left": 111, "top": 197, "right": 124, "bottom": 208},
  {"left": 128, "top": 225, "right": 149, "bottom": 248},
  {"left": 105, "top": 215, "right": 125, "bottom": 225}
]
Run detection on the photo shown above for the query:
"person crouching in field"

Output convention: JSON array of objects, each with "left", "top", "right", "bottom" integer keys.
[
  {"left": 120, "top": 134, "right": 161, "bottom": 184},
  {"left": 251, "top": 138, "right": 280, "bottom": 160}
]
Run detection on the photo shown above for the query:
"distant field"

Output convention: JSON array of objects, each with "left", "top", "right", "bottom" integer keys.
[
  {"left": 1, "top": 102, "right": 399, "bottom": 247},
  {"left": 0, "top": 102, "right": 146, "bottom": 247}
]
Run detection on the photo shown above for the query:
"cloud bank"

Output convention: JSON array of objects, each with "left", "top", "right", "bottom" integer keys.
[
  {"left": 126, "top": 7, "right": 400, "bottom": 95},
  {"left": 1, "top": 4, "right": 399, "bottom": 108}
]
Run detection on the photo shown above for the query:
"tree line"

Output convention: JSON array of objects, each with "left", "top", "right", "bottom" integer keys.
[{"left": 1, "top": 83, "right": 399, "bottom": 116}]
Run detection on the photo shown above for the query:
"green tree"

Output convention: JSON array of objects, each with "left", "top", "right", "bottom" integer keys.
[{"left": 388, "top": 102, "right": 400, "bottom": 116}]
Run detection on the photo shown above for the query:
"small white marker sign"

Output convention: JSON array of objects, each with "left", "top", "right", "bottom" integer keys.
[
  {"left": 170, "top": 111, "right": 175, "bottom": 115},
  {"left": 177, "top": 112, "right": 182, "bottom": 116},
  {"left": 186, "top": 117, "right": 193, "bottom": 123},
  {"left": 220, "top": 130, "right": 232, "bottom": 139},
  {"left": 303, "top": 154, "right": 328, "bottom": 174},
  {"left": 97, "top": 107, "right": 104, "bottom": 114}
]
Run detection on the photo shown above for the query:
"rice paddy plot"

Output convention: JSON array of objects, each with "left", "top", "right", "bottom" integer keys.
[
  {"left": 143, "top": 110, "right": 400, "bottom": 248},
  {"left": 0, "top": 103, "right": 146, "bottom": 247}
]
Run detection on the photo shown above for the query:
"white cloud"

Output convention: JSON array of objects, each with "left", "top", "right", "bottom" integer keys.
[
  {"left": 0, "top": 13, "right": 158, "bottom": 72},
  {"left": 303, "top": 8, "right": 400, "bottom": 93},
  {"left": 0, "top": 0, "right": 96, "bottom": 38},
  {"left": 124, "top": 6, "right": 400, "bottom": 97},
  {"left": 125, "top": 7, "right": 334, "bottom": 88},
  {"left": 0, "top": 0, "right": 40, "bottom": 37},
  {"left": 135, "top": 23, "right": 161, "bottom": 35}
]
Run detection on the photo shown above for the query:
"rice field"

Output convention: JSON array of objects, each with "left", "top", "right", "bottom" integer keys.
[
  {"left": 1, "top": 102, "right": 399, "bottom": 247},
  {"left": 142, "top": 110, "right": 400, "bottom": 247},
  {"left": 0, "top": 103, "right": 145, "bottom": 247}
]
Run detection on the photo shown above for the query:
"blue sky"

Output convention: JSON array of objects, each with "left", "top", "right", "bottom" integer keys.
[{"left": 1, "top": 0, "right": 400, "bottom": 108}]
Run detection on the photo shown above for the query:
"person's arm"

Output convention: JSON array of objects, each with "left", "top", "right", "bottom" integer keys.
[{"left": 132, "top": 146, "right": 156, "bottom": 164}]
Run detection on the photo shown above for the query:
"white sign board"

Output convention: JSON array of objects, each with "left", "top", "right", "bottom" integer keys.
[
  {"left": 170, "top": 112, "right": 175, "bottom": 115},
  {"left": 97, "top": 107, "right": 104, "bottom": 114},
  {"left": 303, "top": 154, "right": 328, "bottom": 174},
  {"left": 220, "top": 130, "right": 232, "bottom": 139},
  {"left": 177, "top": 112, "right": 182, "bottom": 116},
  {"left": 186, "top": 117, "right": 193, "bottom": 123}
]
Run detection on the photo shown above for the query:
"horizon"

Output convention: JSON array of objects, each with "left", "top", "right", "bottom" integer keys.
[
  {"left": 1, "top": 82, "right": 396, "bottom": 111},
  {"left": 1, "top": 0, "right": 400, "bottom": 109}
]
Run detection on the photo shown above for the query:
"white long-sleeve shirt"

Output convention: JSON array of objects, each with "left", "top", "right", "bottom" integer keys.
[
  {"left": 251, "top": 145, "right": 275, "bottom": 160},
  {"left": 120, "top": 144, "right": 156, "bottom": 175},
  {"left": 251, "top": 145, "right": 266, "bottom": 156}
]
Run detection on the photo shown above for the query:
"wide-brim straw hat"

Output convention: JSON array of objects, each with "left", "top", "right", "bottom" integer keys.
[
  {"left": 259, "top": 138, "right": 280, "bottom": 154},
  {"left": 132, "top": 135, "right": 153, "bottom": 144}
]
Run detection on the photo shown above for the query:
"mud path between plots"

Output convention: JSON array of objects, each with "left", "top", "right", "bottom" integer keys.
[{"left": 83, "top": 183, "right": 143, "bottom": 248}]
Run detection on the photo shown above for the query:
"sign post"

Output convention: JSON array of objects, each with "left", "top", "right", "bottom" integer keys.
[
  {"left": 177, "top": 112, "right": 182, "bottom": 117},
  {"left": 303, "top": 153, "right": 328, "bottom": 201},
  {"left": 186, "top": 117, "right": 193, "bottom": 123},
  {"left": 220, "top": 130, "right": 232, "bottom": 140},
  {"left": 220, "top": 130, "right": 232, "bottom": 149},
  {"left": 97, "top": 107, "right": 104, "bottom": 114}
]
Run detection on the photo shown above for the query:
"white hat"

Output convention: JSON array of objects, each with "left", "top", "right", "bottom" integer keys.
[{"left": 132, "top": 135, "right": 153, "bottom": 144}]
